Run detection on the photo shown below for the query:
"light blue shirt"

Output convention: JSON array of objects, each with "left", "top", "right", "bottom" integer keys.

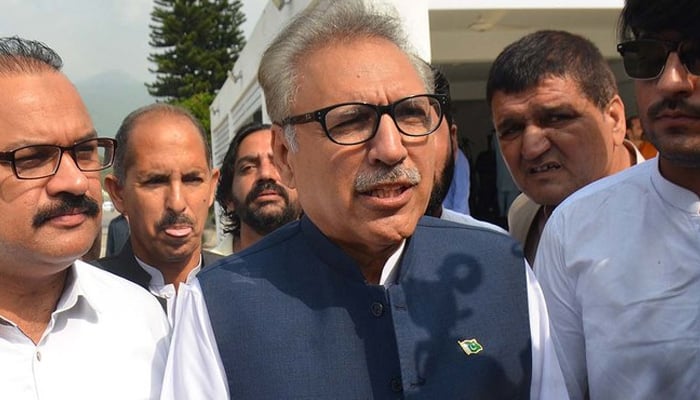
[{"left": 443, "top": 149, "right": 471, "bottom": 214}]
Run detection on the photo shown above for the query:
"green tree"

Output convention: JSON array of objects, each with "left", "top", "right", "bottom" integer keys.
[
  {"left": 173, "top": 91, "right": 215, "bottom": 141},
  {"left": 147, "top": 0, "right": 246, "bottom": 105}
]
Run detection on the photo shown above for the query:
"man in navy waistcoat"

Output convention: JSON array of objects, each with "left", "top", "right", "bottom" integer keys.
[{"left": 161, "top": 1, "right": 567, "bottom": 399}]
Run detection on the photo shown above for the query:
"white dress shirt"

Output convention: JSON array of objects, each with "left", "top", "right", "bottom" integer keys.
[
  {"left": 162, "top": 225, "right": 568, "bottom": 399},
  {"left": 0, "top": 260, "right": 171, "bottom": 400},
  {"left": 440, "top": 208, "right": 508, "bottom": 234},
  {"left": 137, "top": 257, "right": 202, "bottom": 326},
  {"left": 535, "top": 157, "right": 700, "bottom": 399}
]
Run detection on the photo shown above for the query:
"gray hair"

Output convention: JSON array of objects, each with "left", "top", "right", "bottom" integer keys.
[
  {"left": 112, "top": 103, "right": 212, "bottom": 183},
  {"left": 258, "top": 0, "right": 433, "bottom": 151},
  {"left": 0, "top": 36, "right": 62, "bottom": 75}
]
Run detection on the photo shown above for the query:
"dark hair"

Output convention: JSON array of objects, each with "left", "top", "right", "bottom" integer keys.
[
  {"left": 215, "top": 122, "right": 272, "bottom": 236},
  {"left": 0, "top": 36, "right": 62, "bottom": 75},
  {"left": 618, "top": 0, "right": 700, "bottom": 41},
  {"left": 486, "top": 30, "right": 617, "bottom": 110},
  {"left": 433, "top": 66, "right": 454, "bottom": 127},
  {"left": 626, "top": 115, "right": 639, "bottom": 127},
  {"left": 112, "top": 103, "right": 211, "bottom": 183}
]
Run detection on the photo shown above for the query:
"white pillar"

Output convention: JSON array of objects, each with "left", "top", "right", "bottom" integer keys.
[{"left": 380, "top": 0, "right": 432, "bottom": 62}]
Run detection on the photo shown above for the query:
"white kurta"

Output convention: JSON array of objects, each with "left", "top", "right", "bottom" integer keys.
[
  {"left": 536, "top": 157, "right": 700, "bottom": 399},
  {"left": 163, "top": 228, "right": 568, "bottom": 399}
]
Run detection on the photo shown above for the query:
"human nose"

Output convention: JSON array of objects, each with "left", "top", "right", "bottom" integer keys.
[
  {"left": 258, "top": 158, "right": 281, "bottom": 181},
  {"left": 366, "top": 114, "right": 408, "bottom": 166},
  {"left": 45, "top": 152, "right": 89, "bottom": 196},
  {"left": 165, "top": 181, "right": 187, "bottom": 213},
  {"left": 657, "top": 52, "right": 696, "bottom": 98},
  {"left": 520, "top": 125, "right": 551, "bottom": 161}
]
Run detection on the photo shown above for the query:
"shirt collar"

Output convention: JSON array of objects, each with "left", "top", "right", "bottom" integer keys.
[
  {"left": 624, "top": 139, "right": 646, "bottom": 165},
  {"left": 379, "top": 240, "right": 406, "bottom": 286},
  {"left": 135, "top": 255, "right": 203, "bottom": 288},
  {"left": 56, "top": 260, "right": 100, "bottom": 315},
  {"left": 651, "top": 157, "right": 700, "bottom": 215},
  {"left": 0, "top": 261, "right": 99, "bottom": 328}
]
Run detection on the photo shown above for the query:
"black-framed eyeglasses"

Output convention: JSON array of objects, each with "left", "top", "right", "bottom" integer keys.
[
  {"left": 0, "top": 137, "right": 117, "bottom": 180},
  {"left": 279, "top": 94, "right": 447, "bottom": 145},
  {"left": 617, "top": 39, "right": 700, "bottom": 80}
]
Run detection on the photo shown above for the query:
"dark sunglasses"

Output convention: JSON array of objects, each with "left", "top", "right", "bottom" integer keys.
[{"left": 617, "top": 39, "right": 700, "bottom": 80}]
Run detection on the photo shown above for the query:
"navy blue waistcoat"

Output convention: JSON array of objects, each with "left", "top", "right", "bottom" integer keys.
[{"left": 200, "top": 216, "right": 531, "bottom": 399}]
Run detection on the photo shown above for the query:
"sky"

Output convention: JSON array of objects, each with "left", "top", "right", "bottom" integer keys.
[{"left": 0, "top": 0, "right": 266, "bottom": 84}]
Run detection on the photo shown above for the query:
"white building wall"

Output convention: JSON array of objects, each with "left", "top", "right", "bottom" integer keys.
[{"left": 209, "top": 0, "right": 312, "bottom": 245}]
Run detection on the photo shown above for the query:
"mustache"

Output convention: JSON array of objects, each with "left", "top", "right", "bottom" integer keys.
[
  {"left": 33, "top": 194, "right": 100, "bottom": 228},
  {"left": 648, "top": 98, "right": 700, "bottom": 119},
  {"left": 245, "top": 180, "right": 289, "bottom": 205},
  {"left": 354, "top": 165, "right": 421, "bottom": 193},
  {"left": 156, "top": 211, "right": 194, "bottom": 231}
]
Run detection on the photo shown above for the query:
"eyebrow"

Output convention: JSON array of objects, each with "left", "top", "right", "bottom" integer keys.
[
  {"left": 235, "top": 154, "right": 263, "bottom": 166},
  {"left": 495, "top": 103, "right": 578, "bottom": 130},
  {"left": 1, "top": 130, "right": 98, "bottom": 152},
  {"left": 73, "top": 130, "right": 99, "bottom": 143},
  {"left": 138, "top": 168, "right": 207, "bottom": 179},
  {"left": 182, "top": 170, "right": 205, "bottom": 178},
  {"left": 137, "top": 170, "right": 168, "bottom": 180}
]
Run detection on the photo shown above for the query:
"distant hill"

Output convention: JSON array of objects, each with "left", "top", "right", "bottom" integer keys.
[{"left": 75, "top": 70, "right": 154, "bottom": 138}]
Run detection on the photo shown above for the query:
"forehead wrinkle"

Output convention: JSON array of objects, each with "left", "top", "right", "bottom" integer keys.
[
  {"left": 132, "top": 164, "right": 207, "bottom": 179},
  {"left": 293, "top": 38, "right": 424, "bottom": 113}
]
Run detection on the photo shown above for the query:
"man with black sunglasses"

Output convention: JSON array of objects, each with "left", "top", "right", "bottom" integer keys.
[
  {"left": 0, "top": 37, "right": 169, "bottom": 399},
  {"left": 162, "top": 1, "right": 567, "bottom": 399},
  {"left": 536, "top": 1, "right": 700, "bottom": 398}
]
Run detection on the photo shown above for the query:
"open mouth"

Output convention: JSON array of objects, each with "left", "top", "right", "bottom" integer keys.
[
  {"left": 530, "top": 162, "right": 561, "bottom": 174},
  {"left": 363, "top": 184, "right": 412, "bottom": 198}
]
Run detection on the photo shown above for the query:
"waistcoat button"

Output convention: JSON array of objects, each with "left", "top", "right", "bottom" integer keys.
[
  {"left": 370, "top": 302, "right": 384, "bottom": 317},
  {"left": 390, "top": 377, "right": 403, "bottom": 392}
]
